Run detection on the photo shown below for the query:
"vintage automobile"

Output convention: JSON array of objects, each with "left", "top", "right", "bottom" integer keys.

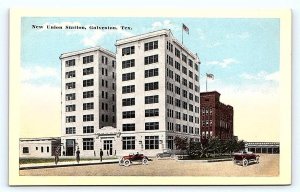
[
  {"left": 232, "top": 151, "right": 260, "bottom": 167},
  {"left": 156, "top": 149, "right": 176, "bottom": 159},
  {"left": 119, "top": 153, "right": 149, "bottom": 167}
]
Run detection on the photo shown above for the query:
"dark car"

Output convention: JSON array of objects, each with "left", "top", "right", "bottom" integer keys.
[
  {"left": 233, "top": 151, "right": 260, "bottom": 166},
  {"left": 119, "top": 153, "right": 149, "bottom": 167},
  {"left": 156, "top": 149, "right": 176, "bottom": 159}
]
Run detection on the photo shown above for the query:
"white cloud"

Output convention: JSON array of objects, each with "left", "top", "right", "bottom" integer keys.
[
  {"left": 226, "top": 32, "right": 251, "bottom": 40},
  {"left": 151, "top": 20, "right": 173, "bottom": 30},
  {"left": 206, "top": 58, "right": 238, "bottom": 68},
  {"left": 240, "top": 71, "right": 279, "bottom": 82},
  {"left": 21, "top": 66, "right": 59, "bottom": 82}
]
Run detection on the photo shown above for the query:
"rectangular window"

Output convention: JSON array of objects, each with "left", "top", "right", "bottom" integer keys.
[
  {"left": 182, "top": 54, "right": 187, "bottom": 63},
  {"left": 188, "top": 59, "right": 193, "bottom": 67},
  {"left": 145, "top": 68, "right": 159, "bottom": 78},
  {"left": 145, "top": 95, "right": 159, "bottom": 104},
  {"left": 189, "top": 115, "right": 194, "bottom": 122},
  {"left": 182, "top": 89, "right": 187, "bottom": 98},
  {"left": 182, "top": 66, "right": 187, "bottom": 75},
  {"left": 175, "top": 74, "right": 180, "bottom": 83},
  {"left": 144, "top": 40, "right": 158, "bottom": 51},
  {"left": 175, "top": 98, "right": 181, "bottom": 107},
  {"left": 182, "top": 101, "right": 187, "bottom": 110},
  {"left": 195, "top": 74, "right": 199, "bottom": 82},
  {"left": 182, "top": 125, "right": 188, "bottom": 133},
  {"left": 189, "top": 82, "right": 193, "bottom": 90},
  {"left": 175, "top": 111, "right": 181, "bottom": 119},
  {"left": 167, "top": 55, "right": 173, "bottom": 66},
  {"left": 66, "top": 105, "right": 76, "bottom": 112},
  {"left": 65, "top": 71, "right": 75, "bottom": 78},
  {"left": 189, "top": 127, "right": 194, "bottom": 134},
  {"left": 189, "top": 70, "right": 193, "bottom": 78},
  {"left": 83, "top": 91, "right": 93, "bottom": 98},
  {"left": 175, "top": 61, "right": 180, "bottom": 70},
  {"left": 66, "top": 116, "right": 76, "bottom": 123},
  {"left": 145, "top": 54, "right": 159, "bottom": 65},
  {"left": 167, "top": 41, "right": 173, "bottom": 52},
  {"left": 122, "top": 124, "right": 135, "bottom": 131},
  {"left": 145, "top": 108, "right": 159, "bottom": 117},
  {"left": 189, "top": 104, "right": 193, "bottom": 112},
  {"left": 22, "top": 147, "right": 29, "bottom": 154},
  {"left": 83, "top": 126, "right": 94, "bottom": 133},
  {"left": 183, "top": 113, "right": 188, "bottom": 121},
  {"left": 175, "top": 124, "right": 181, "bottom": 132},
  {"left": 182, "top": 78, "right": 187, "bottom": 86},
  {"left": 83, "top": 79, "right": 94, "bottom": 87},
  {"left": 167, "top": 136, "right": 174, "bottom": 150},
  {"left": 122, "top": 59, "right": 135, "bottom": 69},
  {"left": 66, "top": 93, "right": 76, "bottom": 101},
  {"left": 83, "top": 67, "right": 94, "bottom": 75},
  {"left": 145, "top": 82, "right": 159, "bottom": 91},
  {"left": 122, "top": 46, "right": 135, "bottom": 56},
  {"left": 83, "top": 55, "right": 94, "bottom": 64},
  {"left": 65, "top": 59, "right": 75, "bottom": 67},
  {"left": 122, "top": 111, "right": 135, "bottom": 119},
  {"left": 83, "top": 114, "right": 94, "bottom": 122},
  {"left": 101, "top": 56, "right": 108, "bottom": 64},
  {"left": 145, "top": 136, "right": 159, "bottom": 149},
  {"left": 122, "top": 85, "right": 135, "bottom": 94},
  {"left": 145, "top": 122, "right": 159, "bottom": 130},
  {"left": 195, "top": 85, "right": 200, "bottom": 93},
  {"left": 83, "top": 138, "right": 94, "bottom": 150},
  {"left": 83, "top": 102, "right": 94, "bottom": 110},
  {"left": 175, "top": 48, "right": 180, "bottom": 58},
  {"left": 122, "top": 72, "right": 135, "bottom": 81},
  {"left": 195, "top": 128, "right": 200, "bottom": 135},
  {"left": 195, "top": 63, "right": 199, "bottom": 71},
  {"left": 122, "top": 136, "right": 135, "bottom": 150},
  {"left": 66, "top": 82, "right": 75, "bottom": 89},
  {"left": 66, "top": 127, "right": 76, "bottom": 134},
  {"left": 195, "top": 95, "right": 199, "bottom": 102},
  {"left": 112, "top": 60, "right": 115, "bottom": 68},
  {"left": 122, "top": 98, "right": 135, "bottom": 106}
]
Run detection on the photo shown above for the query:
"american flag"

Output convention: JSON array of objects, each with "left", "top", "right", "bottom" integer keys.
[
  {"left": 206, "top": 73, "right": 214, "bottom": 80},
  {"left": 182, "top": 23, "right": 189, "bottom": 34}
]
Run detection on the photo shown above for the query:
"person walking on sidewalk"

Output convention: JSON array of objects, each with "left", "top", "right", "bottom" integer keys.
[
  {"left": 100, "top": 149, "right": 103, "bottom": 162},
  {"left": 54, "top": 147, "right": 60, "bottom": 165},
  {"left": 76, "top": 147, "right": 80, "bottom": 164}
]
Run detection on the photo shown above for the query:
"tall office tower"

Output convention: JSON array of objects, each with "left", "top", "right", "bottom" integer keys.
[
  {"left": 116, "top": 29, "right": 201, "bottom": 156},
  {"left": 60, "top": 47, "right": 116, "bottom": 157}
]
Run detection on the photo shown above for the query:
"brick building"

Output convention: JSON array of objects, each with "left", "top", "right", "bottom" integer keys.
[{"left": 200, "top": 91, "right": 233, "bottom": 140}]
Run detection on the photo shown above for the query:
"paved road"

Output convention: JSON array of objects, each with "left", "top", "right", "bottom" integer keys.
[{"left": 19, "top": 154, "right": 279, "bottom": 176}]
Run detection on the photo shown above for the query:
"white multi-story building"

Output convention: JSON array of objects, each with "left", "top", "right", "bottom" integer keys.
[
  {"left": 116, "top": 29, "right": 201, "bottom": 156},
  {"left": 60, "top": 47, "right": 117, "bottom": 157}
]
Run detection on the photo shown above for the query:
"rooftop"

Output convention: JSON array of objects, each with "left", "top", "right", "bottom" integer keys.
[{"left": 59, "top": 46, "right": 115, "bottom": 59}]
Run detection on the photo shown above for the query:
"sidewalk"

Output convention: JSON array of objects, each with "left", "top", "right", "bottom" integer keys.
[{"left": 19, "top": 159, "right": 119, "bottom": 170}]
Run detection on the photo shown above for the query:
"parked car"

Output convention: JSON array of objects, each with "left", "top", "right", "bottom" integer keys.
[
  {"left": 119, "top": 153, "right": 149, "bottom": 167},
  {"left": 156, "top": 149, "right": 176, "bottom": 159},
  {"left": 232, "top": 151, "right": 260, "bottom": 167}
]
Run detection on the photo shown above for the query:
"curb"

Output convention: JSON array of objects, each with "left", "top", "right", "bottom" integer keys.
[{"left": 177, "top": 158, "right": 232, "bottom": 163}]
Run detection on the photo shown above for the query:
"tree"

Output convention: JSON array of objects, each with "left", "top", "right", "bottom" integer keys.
[{"left": 174, "top": 136, "right": 188, "bottom": 154}]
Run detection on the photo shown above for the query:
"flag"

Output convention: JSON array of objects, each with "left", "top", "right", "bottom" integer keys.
[
  {"left": 206, "top": 73, "right": 214, "bottom": 80},
  {"left": 182, "top": 23, "right": 189, "bottom": 34}
]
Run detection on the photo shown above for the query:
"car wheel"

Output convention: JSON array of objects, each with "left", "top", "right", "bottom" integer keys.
[
  {"left": 142, "top": 158, "right": 148, "bottom": 165},
  {"left": 242, "top": 159, "right": 249, "bottom": 167},
  {"left": 156, "top": 154, "right": 162, "bottom": 159},
  {"left": 256, "top": 157, "right": 260, "bottom": 164},
  {"left": 119, "top": 158, "right": 124, "bottom": 166},
  {"left": 124, "top": 159, "right": 131, "bottom": 167}
]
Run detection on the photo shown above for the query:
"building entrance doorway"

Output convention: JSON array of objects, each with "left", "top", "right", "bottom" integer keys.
[
  {"left": 103, "top": 140, "right": 113, "bottom": 156},
  {"left": 66, "top": 139, "right": 75, "bottom": 156}
]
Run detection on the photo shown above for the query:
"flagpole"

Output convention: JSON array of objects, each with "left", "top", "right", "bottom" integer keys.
[
  {"left": 181, "top": 23, "right": 183, "bottom": 44},
  {"left": 206, "top": 74, "right": 208, "bottom": 92}
]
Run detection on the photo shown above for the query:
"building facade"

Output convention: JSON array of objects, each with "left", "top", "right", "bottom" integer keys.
[
  {"left": 60, "top": 47, "right": 117, "bottom": 157},
  {"left": 246, "top": 142, "right": 280, "bottom": 154},
  {"left": 116, "top": 29, "right": 201, "bottom": 156},
  {"left": 200, "top": 91, "right": 233, "bottom": 140}
]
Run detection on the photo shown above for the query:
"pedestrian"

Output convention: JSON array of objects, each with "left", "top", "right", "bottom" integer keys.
[
  {"left": 100, "top": 149, "right": 103, "bottom": 162},
  {"left": 54, "top": 147, "right": 59, "bottom": 165},
  {"left": 76, "top": 147, "right": 80, "bottom": 164}
]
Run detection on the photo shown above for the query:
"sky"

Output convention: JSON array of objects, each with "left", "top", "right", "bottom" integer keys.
[{"left": 20, "top": 17, "right": 280, "bottom": 142}]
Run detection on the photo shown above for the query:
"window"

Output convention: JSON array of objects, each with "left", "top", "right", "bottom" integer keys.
[
  {"left": 65, "top": 71, "right": 75, "bottom": 78},
  {"left": 83, "top": 102, "right": 94, "bottom": 110},
  {"left": 189, "top": 104, "right": 193, "bottom": 112},
  {"left": 145, "top": 95, "right": 159, "bottom": 104},
  {"left": 83, "top": 55, "right": 94, "bottom": 64},
  {"left": 189, "top": 82, "right": 193, "bottom": 90},
  {"left": 83, "top": 138, "right": 94, "bottom": 150},
  {"left": 83, "top": 67, "right": 94, "bottom": 75},
  {"left": 189, "top": 127, "right": 194, "bottom": 134},
  {"left": 182, "top": 89, "right": 187, "bottom": 98},
  {"left": 145, "top": 82, "right": 159, "bottom": 91},
  {"left": 175, "top": 86, "right": 180, "bottom": 95},
  {"left": 188, "top": 59, "right": 193, "bottom": 67},
  {"left": 175, "top": 74, "right": 180, "bottom": 83},
  {"left": 167, "top": 122, "right": 174, "bottom": 131},
  {"left": 83, "top": 79, "right": 94, "bottom": 87},
  {"left": 145, "top": 55, "right": 158, "bottom": 65},
  {"left": 189, "top": 93, "right": 194, "bottom": 100},
  {"left": 175, "top": 61, "right": 180, "bottom": 70},
  {"left": 167, "top": 55, "right": 173, "bottom": 66},
  {"left": 122, "top": 98, "right": 135, "bottom": 106},
  {"left": 182, "top": 101, "right": 187, "bottom": 109},
  {"left": 175, "top": 98, "right": 181, "bottom": 107},
  {"left": 66, "top": 82, "right": 75, "bottom": 89},
  {"left": 122, "top": 72, "right": 135, "bottom": 81},
  {"left": 22, "top": 147, "right": 29, "bottom": 154},
  {"left": 182, "top": 66, "right": 187, "bottom": 75},
  {"left": 83, "top": 126, "right": 94, "bottom": 133},
  {"left": 195, "top": 74, "right": 199, "bottom": 82},
  {"left": 175, "top": 48, "right": 180, "bottom": 58},
  {"left": 83, "top": 114, "right": 94, "bottom": 122},
  {"left": 66, "top": 127, "right": 76, "bottom": 134},
  {"left": 112, "top": 60, "right": 116, "bottom": 68},
  {"left": 195, "top": 95, "right": 199, "bottom": 102},
  {"left": 195, "top": 128, "right": 200, "bottom": 135},
  {"left": 144, "top": 40, "right": 158, "bottom": 51},
  {"left": 182, "top": 125, "right": 188, "bottom": 133},
  {"left": 195, "top": 63, "right": 199, "bottom": 71},
  {"left": 122, "top": 136, "right": 135, "bottom": 150},
  {"left": 122, "top": 59, "right": 135, "bottom": 69},
  {"left": 175, "top": 124, "right": 181, "bottom": 132},
  {"left": 47, "top": 146, "right": 49, "bottom": 153},
  {"left": 189, "top": 70, "right": 193, "bottom": 78},
  {"left": 123, "top": 124, "right": 135, "bottom": 131},
  {"left": 66, "top": 116, "right": 76, "bottom": 123},
  {"left": 101, "top": 56, "right": 108, "bottom": 64},
  {"left": 167, "top": 41, "right": 173, "bottom": 52},
  {"left": 145, "top": 136, "right": 159, "bottom": 149},
  {"left": 189, "top": 115, "right": 194, "bottom": 122},
  {"left": 122, "top": 46, "right": 135, "bottom": 56},
  {"left": 123, "top": 111, "right": 135, "bottom": 119},
  {"left": 65, "top": 59, "right": 75, "bottom": 67},
  {"left": 195, "top": 85, "right": 200, "bottom": 93},
  {"left": 167, "top": 136, "right": 174, "bottom": 149},
  {"left": 66, "top": 105, "right": 76, "bottom": 112},
  {"left": 182, "top": 54, "right": 187, "bottom": 63},
  {"left": 182, "top": 78, "right": 187, "bottom": 86},
  {"left": 183, "top": 113, "right": 187, "bottom": 121},
  {"left": 83, "top": 91, "right": 93, "bottom": 98},
  {"left": 167, "top": 68, "right": 173, "bottom": 79},
  {"left": 145, "top": 68, "right": 159, "bottom": 78},
  {"left": 145, "top": 122, "right": 159, "bottom": 130},
  {"left": 122, "top": 85, "right": 135, "bottom": 94},
  {"left": 175, "top": 111, "right": 181, "bottom": 119},
  {"left": 195, "top": 106, "right": 200, "bottom": 113},
  {"left": 41, "top": 147, "right": 44, "bottom": 153},
  {"left": 145, "top": 108, "right": 159, "bottom": 117},
  {"left": 66, "top": 93, "right": 76, "bottom": 101}
]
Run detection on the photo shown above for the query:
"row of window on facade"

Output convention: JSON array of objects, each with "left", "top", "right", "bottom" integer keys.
[
  {"left": 22, "top": 146, "right": 50, "bottom": 154},
  {"left": 65, "top": 55, "right": 115, "bottom": 67},
  {"left": 66, "top": 103, "right": 115, "bottom": 112},
  {"left": 202, "top": 108, "right": 213, "bottom": 115},
  {"left": 66, "top": 67, "right": 115, "bottom": 79},
  {"left": 65, "top": 80, "right": 115, "bottom": 91},
  {"left": 65, "top": 91, "right": 115, "bottom": 102},
  {"left": 167, "top": 94, "right": 200, "bottom": 110},
  {"left": 65, "top": 114, "right": 115, "bottom": 123},
  {"left": 166, "top": 109, "right": 200, "bottom": 123},
  {"left": 167, "top": 122, "right": 200, "bottom": 135}
]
